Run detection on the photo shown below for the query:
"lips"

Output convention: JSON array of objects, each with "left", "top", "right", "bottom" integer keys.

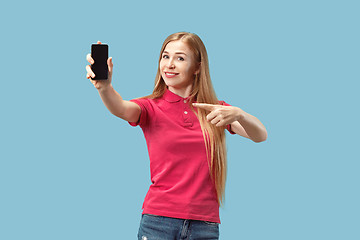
[{"left": 164, "top": 72, "right": 179, "bottom": 78}]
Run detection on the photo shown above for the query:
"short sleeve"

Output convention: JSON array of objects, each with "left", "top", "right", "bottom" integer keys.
[
  {"left": 219, "top": 100, "right": 236, "bottom": 135},
  {"left": 128, "top": 98, "right": 149, "bottom": 127}
]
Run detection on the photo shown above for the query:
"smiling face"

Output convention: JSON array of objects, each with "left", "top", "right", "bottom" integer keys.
[{"left": 160, "top": 40, "right": 200, "bottom": 97}]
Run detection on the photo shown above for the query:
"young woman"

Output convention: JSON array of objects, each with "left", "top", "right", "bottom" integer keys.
[{"left": 86, "top": 32, "right": 267, "bottom": 240}]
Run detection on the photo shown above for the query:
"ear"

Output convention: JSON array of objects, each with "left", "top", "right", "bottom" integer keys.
[{"left": 194, "top": 62, "right": 201, "bottom": 75}]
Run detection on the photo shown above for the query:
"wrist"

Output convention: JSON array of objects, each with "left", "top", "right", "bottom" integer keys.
[
  {"left": 236, "top": 107, "right": 246, "bottom": 122},
  {"left": 98, "top": 83, "right": 113, "bottom": 93}
]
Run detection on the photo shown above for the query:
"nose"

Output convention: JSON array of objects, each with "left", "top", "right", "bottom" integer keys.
[{"left": 167, "top": 58, "right": 175, "bottom": 69}]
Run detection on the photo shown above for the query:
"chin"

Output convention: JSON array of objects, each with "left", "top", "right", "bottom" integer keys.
[{"left": 163, "top": 80, "right": 176, "bottom": 87}]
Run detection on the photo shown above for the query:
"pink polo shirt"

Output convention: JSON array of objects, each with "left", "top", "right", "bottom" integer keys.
[{"left": 129, "top": 89, "right": 234, "bottom": 223}]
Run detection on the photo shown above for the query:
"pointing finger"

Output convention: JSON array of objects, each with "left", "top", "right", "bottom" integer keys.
[{"left": 192, "top": 103, "right": 217, "bottom": 111}]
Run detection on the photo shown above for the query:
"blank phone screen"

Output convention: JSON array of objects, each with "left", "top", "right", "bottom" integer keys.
[{"left": 91, "top": 44, "right": 108, "bottom": 80}]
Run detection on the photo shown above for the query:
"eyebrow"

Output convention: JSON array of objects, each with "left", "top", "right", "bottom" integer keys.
[{"left": 163, "top": 51, "right": 187, "bottom": 56}]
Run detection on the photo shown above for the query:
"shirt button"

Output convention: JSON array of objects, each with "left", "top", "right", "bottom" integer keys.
[
  {"left": 184, "top": 100, "right": 187, "bottom": 103},
  {"left": 184, "top": 111, "right": 188, "bottom": 114}
]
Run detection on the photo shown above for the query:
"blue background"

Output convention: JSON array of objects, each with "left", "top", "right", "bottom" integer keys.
[{"left": 1, "top": 0, "right": 359, "bottom": 239}]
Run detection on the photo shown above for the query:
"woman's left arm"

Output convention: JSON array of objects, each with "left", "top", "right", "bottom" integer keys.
[
  {"left": 230, "top": 109, "right": 267, "bottom": 143},
  {"left": 193, "top": 103, "right": 267, "bottom": 143}
]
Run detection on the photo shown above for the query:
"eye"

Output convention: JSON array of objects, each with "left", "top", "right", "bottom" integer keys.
[
  {"left": 178, "top": 57, "right": 184, "bottom": 61},
  {"left": 162, "top": 54, "right": 169, "bottom": 59}
]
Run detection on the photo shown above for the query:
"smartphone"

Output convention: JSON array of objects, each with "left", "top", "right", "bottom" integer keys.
[{"left": 91, "top": 44, "right": 108, "bottom": 80}]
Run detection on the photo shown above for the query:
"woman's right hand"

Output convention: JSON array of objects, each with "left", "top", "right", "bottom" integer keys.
[{"left": 86, "top": 41, "right": 113, "bottom": 90}]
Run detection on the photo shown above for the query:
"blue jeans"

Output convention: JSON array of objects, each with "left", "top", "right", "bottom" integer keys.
[{"left": 137, "top": 214, "right": 219, "bottom": 240}]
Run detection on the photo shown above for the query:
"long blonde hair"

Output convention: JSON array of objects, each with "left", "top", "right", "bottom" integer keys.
[{"left": 145, "top": 32, "right": 227, "bottom": 205}]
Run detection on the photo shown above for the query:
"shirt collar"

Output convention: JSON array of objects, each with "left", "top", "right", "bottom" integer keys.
[{"left": 163, "top": 88, "right": 184, "bottom": 103}]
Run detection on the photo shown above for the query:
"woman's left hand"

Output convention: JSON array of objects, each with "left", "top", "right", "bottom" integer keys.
[{"left": 193, "top": 103, "right": 244, "bottom": 127}]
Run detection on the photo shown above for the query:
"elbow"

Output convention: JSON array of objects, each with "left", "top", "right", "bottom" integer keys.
[
  {"left": 252, "top": 130, "right": 267, "bottom": 143},
  {"left": 252, "top": 138, "right": 266, "bottom": 143}
]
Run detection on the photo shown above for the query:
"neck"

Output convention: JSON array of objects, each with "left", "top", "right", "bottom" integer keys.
[{"left": 168, "top": 85, "right": 192, "bottom": 98}]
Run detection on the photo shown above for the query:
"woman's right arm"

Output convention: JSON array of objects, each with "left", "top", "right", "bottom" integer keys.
[
  {"left": 96, "top": 85, "right": 141, "bottom": 123},
  {"left": 85, "top": 42, "right": 141, "bottom": 123}
]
